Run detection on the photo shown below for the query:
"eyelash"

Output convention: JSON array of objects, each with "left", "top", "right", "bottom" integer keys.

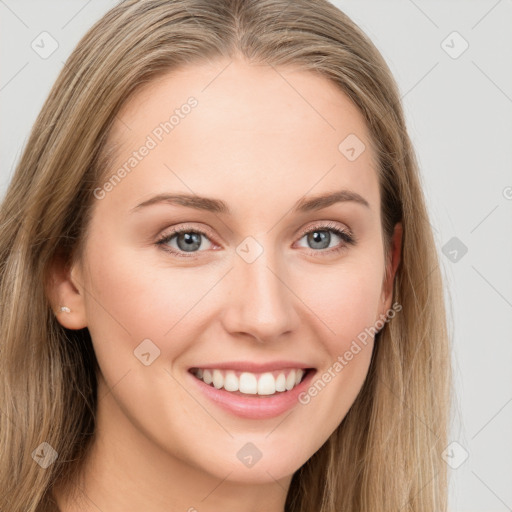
[{"left": 155, "top": 221, "right": 356, "bottom": 259}]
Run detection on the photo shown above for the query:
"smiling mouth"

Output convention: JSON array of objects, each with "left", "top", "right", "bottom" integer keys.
[{"left": 189, "top": 367, "right": 314, "bottom": 396}]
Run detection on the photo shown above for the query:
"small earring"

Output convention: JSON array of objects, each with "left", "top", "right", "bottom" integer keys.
[{"left": 59, "top": 306, "right": 71, "bottom": 313}]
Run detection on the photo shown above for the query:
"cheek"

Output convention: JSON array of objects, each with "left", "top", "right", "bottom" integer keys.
[
  {"left": 298, "top": 262, "right": 384, "bottom": 345},
  {"left": 289, "top": 267, "right": 382, "bottom": 446},
  {"left": 80, "top": 240, "right": 221, "bottom": 365}
]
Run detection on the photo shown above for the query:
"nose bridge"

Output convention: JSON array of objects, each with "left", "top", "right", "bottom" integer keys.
[{"left": 223, "top": 238, "right": 299, "bottom": 341}]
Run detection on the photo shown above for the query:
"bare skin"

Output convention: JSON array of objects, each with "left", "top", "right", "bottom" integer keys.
[{"left": 49, "top": 56, "right": 402, "bottom": 512}]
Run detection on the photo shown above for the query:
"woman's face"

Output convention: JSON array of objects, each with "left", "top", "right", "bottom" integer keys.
[{"left": 61, "top": 58, "right": 401, "bottom": 486}]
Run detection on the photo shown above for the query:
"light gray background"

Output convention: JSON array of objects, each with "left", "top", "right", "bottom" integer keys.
[{"left": 1, "top": 1, "right": 511, "bottom": 510}]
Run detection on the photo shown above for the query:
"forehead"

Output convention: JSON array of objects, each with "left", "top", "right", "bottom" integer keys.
[{"left": 102, "top": 58, "right": 380, "bottom": 215}]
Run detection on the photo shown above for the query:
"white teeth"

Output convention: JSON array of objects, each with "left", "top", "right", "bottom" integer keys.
[
  {"left": 239, "top": 372, "right": 258, "bottom": 394},
  {"left": 223, "top": 370, "right": 239, "bottom": 392},
  {"left": 212, "top": 369, "right": 223, "bottom": 389},
  {"left": 192, "top": 368, "right": 307, "bottom": 396},
  {"left": 203, "top": 369, "right": 213, "bottom": 385},
  {"left": 275, "top": 373, "right": 286, "bottom": 392},
  {"left": 257, "top": 372, "right": 276, "bottom": 395},
  {"left": 285, "top": 371, "right": 296, "bottom": 391}
]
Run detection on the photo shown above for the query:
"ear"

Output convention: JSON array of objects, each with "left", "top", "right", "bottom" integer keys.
[
  {"left": 45, "top": 249, "right": 88, "bottom": 330},
  {"left": 380, "top": 222, "right": 403, "bottom": 315}
]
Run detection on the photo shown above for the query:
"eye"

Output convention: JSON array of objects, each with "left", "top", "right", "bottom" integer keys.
[
  {"left": 295, "top": 221, "right": 356, "bottom": 255},
  {"left": 156, "top": 226, "right": 215, "bottom": 258},
  {"left": 156, "top": 221, "right": 356, "bottom": 259}
]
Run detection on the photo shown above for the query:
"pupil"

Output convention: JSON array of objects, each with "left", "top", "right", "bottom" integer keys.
[
  {"left": 178, "top": 232, "right": 201, "bottom": 251},
  {"left": 308, "top": 230, "right": 330, "bottom": 249}
]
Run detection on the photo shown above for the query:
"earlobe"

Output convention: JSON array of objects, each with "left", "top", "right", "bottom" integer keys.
[{"left": 46, "top": 250, "right": 88, "bottom": 330}]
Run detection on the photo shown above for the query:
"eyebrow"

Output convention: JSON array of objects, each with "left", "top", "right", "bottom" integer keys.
[{"left": 130, "top": 189, "right": 370, "bottom": 215}]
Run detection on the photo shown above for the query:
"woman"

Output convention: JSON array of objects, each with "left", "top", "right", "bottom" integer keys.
[{"left": 0, "top": 0, "right": 451, "bottom": 511}]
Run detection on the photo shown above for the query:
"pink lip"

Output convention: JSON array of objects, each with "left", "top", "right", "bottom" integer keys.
[
  {"left": 187, "top": 367, "right": 317, "bottom": 420},
  {"left": 188, "top": 360, "right": 313, "bottom": 373}
]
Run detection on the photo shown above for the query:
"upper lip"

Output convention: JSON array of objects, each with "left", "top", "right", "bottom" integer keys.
[{"left": 188, "top": 361, "right": 315, "bottom": 373}]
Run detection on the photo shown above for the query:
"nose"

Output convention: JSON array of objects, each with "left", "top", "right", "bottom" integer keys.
[{"left": 220, "top": 244, "right": 300, "bottom": 343}]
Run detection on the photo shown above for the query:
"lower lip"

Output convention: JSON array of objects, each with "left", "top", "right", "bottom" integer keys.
[{"left": 187, "top": 369, "right": 316, "bottom": 420}]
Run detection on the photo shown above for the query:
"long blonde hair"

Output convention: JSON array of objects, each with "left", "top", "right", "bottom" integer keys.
[{"left": 0, "top": 1, "right": 451, "bottom": 510}]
